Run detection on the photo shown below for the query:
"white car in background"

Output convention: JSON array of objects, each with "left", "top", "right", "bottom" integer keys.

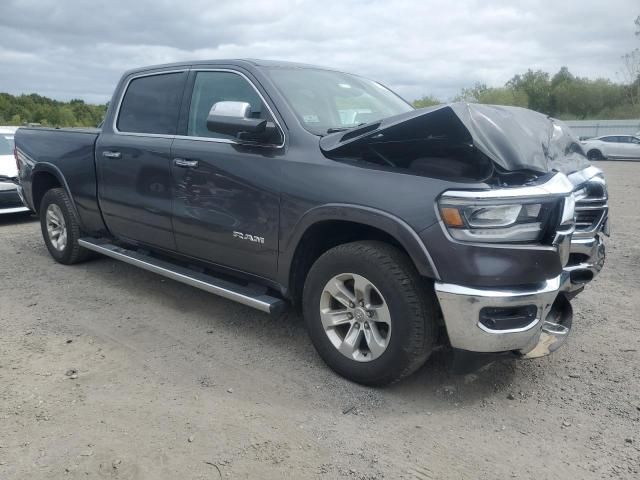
[
  {"left": 581, "top": 134, "right": 640, "bottom": 161},
  {"left": 0, "top": 127, "right": 30, "bottom": 214}
]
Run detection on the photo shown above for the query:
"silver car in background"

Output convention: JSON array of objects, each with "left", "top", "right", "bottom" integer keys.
[
  {"left": 581, "top": 134, "right": 640, "bottom": 161},
  {"left": 0, "top": 127, "right": 30, "bottom": 214}
]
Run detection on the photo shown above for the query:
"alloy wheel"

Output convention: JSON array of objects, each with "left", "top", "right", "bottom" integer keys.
[
  {"left": 46, "top": 204, "right": 67, "bottom": 251},
  {"left": 319, "top": 273, "right": 392, "bottom": 362}
]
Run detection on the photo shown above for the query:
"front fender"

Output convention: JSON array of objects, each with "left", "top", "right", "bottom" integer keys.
[{"left": 278, "top": 203, "right": 440, "bottom": 286}]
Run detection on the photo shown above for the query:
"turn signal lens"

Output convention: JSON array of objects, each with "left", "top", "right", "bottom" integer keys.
[{"left": 440, "top": 207, "right": 465, "bottom": 227}]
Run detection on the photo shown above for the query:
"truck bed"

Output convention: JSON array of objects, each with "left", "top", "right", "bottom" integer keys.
[{"left": 15, "top": 127, "right": 106, "bottom": 233}]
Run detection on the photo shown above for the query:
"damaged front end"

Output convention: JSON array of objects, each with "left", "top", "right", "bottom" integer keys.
[
  {"left": 320, "top": 102, "right": 591, "bottom": 183},
  {"left": 321, "top": 103, "right": 608, "bottom": 360}
]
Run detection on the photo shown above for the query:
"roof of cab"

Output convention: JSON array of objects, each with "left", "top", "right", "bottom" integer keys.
[{"left": 123, "top": 59, "right": 337, "bottom": 77}]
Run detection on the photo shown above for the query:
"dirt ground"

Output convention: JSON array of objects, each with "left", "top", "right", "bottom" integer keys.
[{"left": 0, "top": 162, "right": 638, "bottom": 480}]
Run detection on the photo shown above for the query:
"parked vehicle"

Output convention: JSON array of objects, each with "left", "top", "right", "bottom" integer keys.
[
  {"left": 581, "top": 134, "right": 640, "bottom": 160},
  {"left": 0, "top": 128, "right": 30, "bottom": 214},
  {"left": 0, "top": 126, "right": 19, "bottom": 140},
  {"left": 15, "top": 60, "right": 609, "bottom": 385}
]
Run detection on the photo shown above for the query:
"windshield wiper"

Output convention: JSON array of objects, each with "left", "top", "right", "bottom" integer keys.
[{"left": 325, "top": 123, "right": 367, "bottom": 134}]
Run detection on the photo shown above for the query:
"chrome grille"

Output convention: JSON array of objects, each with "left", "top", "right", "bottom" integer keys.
[{"left": 573, "top": 176, "right": 608, "bottom": 237}]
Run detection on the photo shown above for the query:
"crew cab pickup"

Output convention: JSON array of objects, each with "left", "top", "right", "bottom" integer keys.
[{"left": 14, "top": 60, "right": 609, "bottom": 385}]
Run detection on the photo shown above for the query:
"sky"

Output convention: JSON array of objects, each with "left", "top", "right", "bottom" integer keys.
[{"left": 0, "top": 0, "right": 637, "bottom": 104}]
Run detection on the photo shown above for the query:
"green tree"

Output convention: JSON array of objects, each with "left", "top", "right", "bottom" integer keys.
[
  {"left": 412, "top": 95, "right": 441, "bottom": 108},
  {"left": 506, "top": 70, "right": 552, "bottom": 114},
  {"left": 621, "top": 15, "right": 640, "bottom": 106},
  {"left": 454, "top": 82, "right": 528, "bottom": 107},
  {"left": 0, "top": 92, "right": 107, "bottom": 127}
]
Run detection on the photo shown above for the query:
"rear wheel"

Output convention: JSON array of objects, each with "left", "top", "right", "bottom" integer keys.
[
  {"left": 587, "top": 149, "right": 604, "bottom": 161},
  {"left": 40, "top": 188, "right": 91, "bottom": 264},
  {"left": 303, "top": 241, "right": 437, "bottom": 386}
]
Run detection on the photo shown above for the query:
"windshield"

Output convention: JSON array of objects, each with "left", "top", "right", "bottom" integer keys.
[
  {"left": 265, "top": 67, "right": 413, "bottom": 135},
  {"left": 0, "top": 135, "right": 13, "bottom": 155}
]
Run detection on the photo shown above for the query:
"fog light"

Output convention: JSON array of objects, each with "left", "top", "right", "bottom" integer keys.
[{"left": 479, "top": 305, "right": 538, "bottom": 331}]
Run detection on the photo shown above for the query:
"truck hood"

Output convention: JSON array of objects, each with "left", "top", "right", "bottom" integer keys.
[{"left": 320, "top": 102, "right": 590, "bottom": 176}]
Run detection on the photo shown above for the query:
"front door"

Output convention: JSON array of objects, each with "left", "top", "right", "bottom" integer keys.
[
  {"left": 96, "top": 70, "right": 188, "bottom": 250},
  {"left": 170, "top": 69, "right": 284, "bottom": 279}
]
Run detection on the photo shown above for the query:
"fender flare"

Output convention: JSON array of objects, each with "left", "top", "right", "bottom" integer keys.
[
  {"left": 278, "top": 203, "right": 440, "bottom": 287},
  {"left": 31, "top": 162, "right": 85, "bottom": 230}
]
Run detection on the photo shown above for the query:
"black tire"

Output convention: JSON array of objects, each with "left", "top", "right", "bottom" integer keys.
[
  {"left": 39, "top": 188, "right": 91, "bottom": 265},
  {"left": 302, "top": 241, "right": 437, "bottom": 386},
  {"left": 587, "top": 149, "right": 604, "bottom": 161}
]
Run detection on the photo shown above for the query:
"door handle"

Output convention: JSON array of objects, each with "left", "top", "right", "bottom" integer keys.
[
  {"left": 173, "top": 158, "right": 199, "bottom": 168},
  {"left": 102, "top": 151, "right": 122, "bottom": 159}
]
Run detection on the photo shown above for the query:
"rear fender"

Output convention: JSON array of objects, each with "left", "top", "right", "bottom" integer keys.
[{"left": 30, "top": 163, "right": 84, "bottom": 228}]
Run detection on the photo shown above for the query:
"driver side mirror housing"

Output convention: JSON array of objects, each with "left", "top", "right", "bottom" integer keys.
[{"left": 206, "top": 101, "right": 279, "bottom": 144}]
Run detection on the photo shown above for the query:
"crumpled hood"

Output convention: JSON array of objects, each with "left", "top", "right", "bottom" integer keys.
[
  {"left": 320, "top": 102, "right": 590, "bottom": 175},
  {"left": 0, "top": 154, "right": 18, "bottom": 179}
]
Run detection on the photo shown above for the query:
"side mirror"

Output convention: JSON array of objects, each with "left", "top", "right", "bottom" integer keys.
[{"left": 207, "top": 101, "right": 267, "bottom": 137}]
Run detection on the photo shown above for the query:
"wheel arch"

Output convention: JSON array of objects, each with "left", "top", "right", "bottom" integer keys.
[
  {"left": 31, "top": 163, "right": 83, "bottom": 227},
  {"left": 587, "top": 148, "right": 605, "bottom": 160},
  {"left": 280, "top": 204, "right": 440, "bottom": 304}
]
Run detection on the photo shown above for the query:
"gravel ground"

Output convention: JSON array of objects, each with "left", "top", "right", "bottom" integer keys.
[{"left": 0, "top": 161, "right": 638, "bottom": 479}]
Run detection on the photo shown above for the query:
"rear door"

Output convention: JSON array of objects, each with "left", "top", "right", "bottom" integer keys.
[
  {"left": 96, "top": 70, "right": 188, "bottom": 250},
  {"left": 600, "top": 136, "right": 624, "bottom": 157},
  {"left": 170, "top": 68, "right": 285, "bottom": 279}
]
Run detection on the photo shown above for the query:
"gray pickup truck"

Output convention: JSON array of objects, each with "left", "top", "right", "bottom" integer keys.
[{"left": 14, "top": 59, "right": 609, "bottom": 385}]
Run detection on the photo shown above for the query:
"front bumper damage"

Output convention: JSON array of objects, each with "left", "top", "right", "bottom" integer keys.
[{"left": 434, "top": 166, "right": 608, "bottom": 359}]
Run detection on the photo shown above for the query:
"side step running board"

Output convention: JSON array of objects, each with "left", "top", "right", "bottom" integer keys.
[{"left": 78, "top": 238, "right": 286, "bottom": 314}]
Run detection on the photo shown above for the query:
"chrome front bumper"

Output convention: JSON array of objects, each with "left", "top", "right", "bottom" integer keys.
[
  {"left": 435, "top": 276, "right": 564, "bottom": 353},
  {"left": 435, "top": 232, "right": 606, "bottom": 355}
]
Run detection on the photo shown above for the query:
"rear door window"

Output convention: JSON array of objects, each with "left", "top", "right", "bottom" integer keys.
[{"left": 117, "top": 72, "right": 186, "bottom": 135}]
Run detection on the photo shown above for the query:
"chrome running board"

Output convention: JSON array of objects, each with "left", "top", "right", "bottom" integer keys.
[{"left": 78, "top": 238, "right": 286, "bottom": 314}]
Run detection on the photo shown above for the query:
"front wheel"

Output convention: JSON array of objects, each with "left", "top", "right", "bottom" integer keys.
[
  {"left": 587, "top": 149, "right": 604, "bottom": 161},
  {"left": 303, "top": 241, "right": 437, "bottom": 386},
  {"left": 39, "top": 188, "right": 91, "bottom": 264}
]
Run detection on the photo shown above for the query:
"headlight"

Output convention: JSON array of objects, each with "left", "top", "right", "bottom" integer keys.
[{"left": 438, "top": 198, "right": 561, "bottom": 243}]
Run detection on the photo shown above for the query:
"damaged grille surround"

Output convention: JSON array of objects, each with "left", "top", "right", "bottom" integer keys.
[
  {"left": 572, "top": 173, "right": 608, "bottom": 238},
  {"left": 563, "top": 166, "right": 609, "bottom": 292}
]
